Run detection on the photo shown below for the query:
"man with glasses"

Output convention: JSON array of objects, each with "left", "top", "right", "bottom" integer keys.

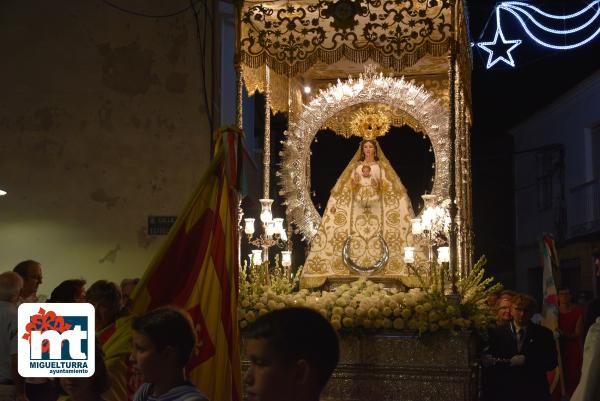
[{"left": 487, "top": 293, "right": 557, "bottom": 401}]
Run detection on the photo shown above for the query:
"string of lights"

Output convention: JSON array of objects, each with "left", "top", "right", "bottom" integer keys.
[{"left": 477, "top": 1, "right": 600, "bottom": 69}]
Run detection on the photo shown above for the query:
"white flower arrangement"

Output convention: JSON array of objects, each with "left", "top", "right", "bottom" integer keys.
[{"left": 239, "top": 256, "right": 500, "bottom": 335}]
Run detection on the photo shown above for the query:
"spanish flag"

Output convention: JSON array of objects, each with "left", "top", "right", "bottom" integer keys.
[{"left": 106, "top": 126, "right": 243, "bottom": 401}]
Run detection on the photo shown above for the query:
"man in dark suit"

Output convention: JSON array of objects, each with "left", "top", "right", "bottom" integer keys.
[{"left": 487, "top": 293, "right": 557, "bottom": 401}]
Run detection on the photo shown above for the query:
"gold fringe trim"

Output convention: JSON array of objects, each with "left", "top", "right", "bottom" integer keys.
[{"left": 240, "top": 41, "right": 450, "bottom": 79}]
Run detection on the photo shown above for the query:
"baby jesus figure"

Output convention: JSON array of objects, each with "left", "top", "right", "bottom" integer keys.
[
  {"left": 362, "top": 164, "right": 371, "bottom": 178},
  {"left": 357, "top": 163, "right": 379, "bottom": 188}
]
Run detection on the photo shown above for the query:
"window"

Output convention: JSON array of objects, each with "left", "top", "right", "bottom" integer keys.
[
  {"left": 536, "top": 147, "right": 562, "bottom": 211},
  {"left": 592, "top": 125, "right": 600, "bottom": 180}
]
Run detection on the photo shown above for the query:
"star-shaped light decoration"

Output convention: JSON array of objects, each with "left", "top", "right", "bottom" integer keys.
[{"left": 477, "top": 25, "right": 522, "bottom": 69}]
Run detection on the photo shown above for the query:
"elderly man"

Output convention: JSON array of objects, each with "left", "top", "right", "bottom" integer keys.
[
  {"left": 0, "top": 271, "right": 26, "bottom": 401},
  {"left": 12, "top": 260, "right": 42, "bottom": 303},
  {"left": 12, "top": 261, "right": 58, "bottom": 401},
  {"left": 487, "top": 293, "right": 557, "bottom": 401}
]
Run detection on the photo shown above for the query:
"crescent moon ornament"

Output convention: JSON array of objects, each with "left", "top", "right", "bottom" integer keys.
[{"left": 342, "top": 234, "right": 389, "bottom": 274}]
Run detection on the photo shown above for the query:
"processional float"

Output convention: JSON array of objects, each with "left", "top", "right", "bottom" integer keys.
[
  {"left": 236, "top": 0, "right": 473, "bottom": 290},
  {"left": 236, "top": 1, "right": 480, "bottom": 400}
]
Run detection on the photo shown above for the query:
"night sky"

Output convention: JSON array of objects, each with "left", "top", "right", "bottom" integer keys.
[{"left": 469, "top": 0, "right": 600, "bottom": 285}]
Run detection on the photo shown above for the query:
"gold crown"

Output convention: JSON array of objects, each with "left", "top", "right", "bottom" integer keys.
[{"left": 350, "top": 106, "right": 391, "bottom": 140}]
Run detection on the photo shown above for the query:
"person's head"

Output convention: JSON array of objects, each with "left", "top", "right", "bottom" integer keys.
[
  {"left": 59, "top": 348, "right": 109, "bottom": 399},
  {"left": 359, "top": 140, "right": 379, "bottom": 162},
  {"left": 0, "top": 271, "right": 24, "bottom": 304},
  {"left": 120, "top": 278, "right": 139, "bottom": 298},
  {"left": 243, "top": 307, "right": 340, "bottom": 401},
  {"left": 13, "top": 260, "right": 42, "bottom": 299},
  {"left": 592, "top": 249, "right": 600, "bottom": 267},
  {"left": 86, "top": 280, "right": 122, "bottom": 330},
  {"left": 131, "top": 306, "right": 196, "bottom": 384},
  {"left": 50, "top": 279, "right": 86, "bottom": 303},
  {"left": 361, "top": 164, "right": 371, "bottom": 176},
  {"left": 486, "top": 292, "right": 499, "bottom": 308},
  {"left": 558, "top": 286, "right": 572, "bottom": 307},
  {"left": 496, "top": 290, "right": 516, "bottom": 324},
  {"left": 511, "top": 293, "right": 537, "bottom": 327},
  {"left": 120, "top": 278, "right": 139, "bottom": 309}
]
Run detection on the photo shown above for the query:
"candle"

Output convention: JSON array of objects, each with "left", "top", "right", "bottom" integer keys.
[{"left": 403, "top": 246, "right": 415, "bottom": 264}]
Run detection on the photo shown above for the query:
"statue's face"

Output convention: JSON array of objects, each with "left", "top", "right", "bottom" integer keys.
[{"left": 362, "top": 141, "right": 376, "bottom": 159}]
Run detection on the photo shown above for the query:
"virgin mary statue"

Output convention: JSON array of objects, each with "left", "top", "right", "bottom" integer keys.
[{"left": 301, "top": 134, "right": 415, "bottom": 289}]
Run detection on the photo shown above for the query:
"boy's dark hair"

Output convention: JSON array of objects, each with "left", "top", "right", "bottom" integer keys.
[
  {"left": 132, "top": 306, "right": 196, "bottom": 366},
  {"left": 246, "top": 307, "right": 339, "bottom": 392},
  {"left": 50, "top": 279, "right": 86, "bottom": 303}
]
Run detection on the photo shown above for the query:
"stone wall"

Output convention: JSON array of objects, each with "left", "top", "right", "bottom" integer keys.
[{"left": 0, "top": 0, "right": 214, "bottom": 295}]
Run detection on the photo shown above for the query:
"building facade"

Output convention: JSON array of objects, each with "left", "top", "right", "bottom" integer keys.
[{"left": 512, "top": 70, "right": 600, "bottom": 300}]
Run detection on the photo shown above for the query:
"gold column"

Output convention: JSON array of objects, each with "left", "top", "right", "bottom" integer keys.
[
  {"left": 262, "top": 65, "right": 272, "bottom": 264},
  {"left": 448, "top": 0, "right": 459, "bottom": 295},
  {"left": 263, "top": 65, "right": 271, "bottom": 199}
]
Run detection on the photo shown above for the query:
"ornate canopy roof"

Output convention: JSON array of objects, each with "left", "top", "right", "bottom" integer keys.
[{"left": 240, "top": 0, "right": 453, "bottom": 78}]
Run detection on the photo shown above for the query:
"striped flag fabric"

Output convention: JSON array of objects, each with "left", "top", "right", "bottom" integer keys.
[
  {"left": 107, "top": 126, "right": 243, "bottom": 401},
  {"left": 540, "top": 235, "right": 559, "bottom": 332},
  {"left": 540, "top": 234, "right": 564, "bottom": 399}
]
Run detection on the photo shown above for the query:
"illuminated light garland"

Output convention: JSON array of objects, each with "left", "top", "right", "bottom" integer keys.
[
  {"left": 503, "top": 1, "right": 600, "bottom": 20},
  {"left": 477, "top": 22, "right": 522, "bottom": 68},
  {"left": 477, "top": 1, "right": 600, "bottom": 68},
  {"left": 503, "top": 2, "right": 600, "bottom": 35}
]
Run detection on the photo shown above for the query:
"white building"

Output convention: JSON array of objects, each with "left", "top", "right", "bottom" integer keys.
[{"left": 511, "top": 69, "right": 600, "bottom": 299}]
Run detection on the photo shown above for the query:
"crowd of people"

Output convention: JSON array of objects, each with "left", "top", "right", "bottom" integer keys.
[
  {"left": 0, "top": 260, "right": 341, "bottom": 401},
  {"left": 2, "top": 259, "right": 600, "bottom": 401},
  {"left": 0, "top": 260, "right": 210, "bottom": 401},
  {"left": 482, "top": 288, "right": 600, "bottom": 401}
]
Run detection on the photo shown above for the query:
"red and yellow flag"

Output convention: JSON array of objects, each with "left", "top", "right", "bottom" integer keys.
[{"left": 107, "top": 126, "right": 243, "bottom": 401}]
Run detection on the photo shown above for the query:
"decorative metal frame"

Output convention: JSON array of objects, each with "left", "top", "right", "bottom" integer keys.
[{"left": 278, "top": 70, "right": 449, "bottom": 240}]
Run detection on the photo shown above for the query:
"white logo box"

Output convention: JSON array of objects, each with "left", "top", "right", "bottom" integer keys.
[{"left": 18, "top": 303, "right": 95, "bottom": 377}]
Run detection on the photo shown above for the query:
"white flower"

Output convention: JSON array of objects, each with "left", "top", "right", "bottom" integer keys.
[
  {"left": 246, "top": 311, "right": 257, "bottom": 322},
  {"left": 393, "top": 318, "right": 405, "bottom": 330},
  {"left": 335, "top": 297, "right": 349, "bottom": 307}
]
